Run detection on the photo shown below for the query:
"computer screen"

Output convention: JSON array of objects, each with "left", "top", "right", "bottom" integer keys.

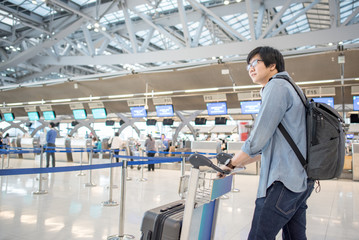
[
  {"left": 155, "top": 105, "right": 174, "bottom": 117},
  {"left": 130, "top": 106, "right": 147, "bottom": 118},
  {"left": 91, "top": 108, "right": 107, "bottom": 119},
  {"left": 240, "top": 101, "right": 261, "bottom": 114},
  {"left": 353, "top": 96, "right": 359, "bottom": 111},
  {"left": 206, "top": 102, "right": 227, "bottom": 115},
  {"left": 4, "top": 112, "right": 14, "bottom": 121},
  {"left": 146, "top": 119, "right": 157, "bottom": 126},
  {"left": 346, "top": 134, "right": 354, "bottom": 139},
  {"left": 27, "top": 111, "right": 40, "bottom": 121},
  {"left": 163, "top": 119, "right": 174, "bottom": 125},
  {"left": 73, "top": 109, "right": 87, "bottom": 120},
  {"left": 312, "top": 97, "right": 334, "bottom": 108},
  {"left": 43, "top": 111, "right": 56, "bottom": 121}
]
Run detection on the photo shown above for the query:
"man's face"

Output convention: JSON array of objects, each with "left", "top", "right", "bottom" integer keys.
[{"left": 247, "top": 54, "right": 276, "bottom": 86}]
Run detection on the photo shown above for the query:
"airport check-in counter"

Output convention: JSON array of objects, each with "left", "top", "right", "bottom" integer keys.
[
  {"left": 352, "top": 143, "right": 359, "bottom": 181},
  {"left": 227, "top": 141, "right": 259, "bottom": 175},
  {"left": 19, "top": 137, "right": 40, "bottom": 159},
  {"left": 54, "top": 138, "right": 72, "bottom": 162},
  {"left": 70, "top": 139, "right": 91, "bottom": 163}
]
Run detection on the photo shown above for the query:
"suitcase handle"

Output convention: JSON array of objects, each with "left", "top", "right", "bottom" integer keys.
[{"left": 160, "top": 203, "right": 183, "bottom": 212}]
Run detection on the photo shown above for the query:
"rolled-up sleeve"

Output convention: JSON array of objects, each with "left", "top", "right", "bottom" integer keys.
[{"left": 242, "top": 80, "right": 292, "bottom": 157}]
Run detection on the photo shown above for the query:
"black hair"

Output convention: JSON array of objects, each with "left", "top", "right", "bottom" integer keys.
[
  {"left": 147, "top": 134, "right": 152, "bottom": 141},
  {"left": 49, "top": 122, "right": 55, "bottom": 128},
  {"left": 115, "top": 132, "right": 119, "bottom": 137},
  {"left": 247, "top": 46, "right": 285, "bottom": 72}
]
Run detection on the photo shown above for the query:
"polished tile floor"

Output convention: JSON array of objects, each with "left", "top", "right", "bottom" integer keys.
[{"left": 1, "top": 157, "right": 359, "bottom": 240}]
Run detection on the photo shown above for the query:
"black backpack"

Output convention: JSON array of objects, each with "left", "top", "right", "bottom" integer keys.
[{"left": 274, "top": 75, "right": 345, "bottom": 180}]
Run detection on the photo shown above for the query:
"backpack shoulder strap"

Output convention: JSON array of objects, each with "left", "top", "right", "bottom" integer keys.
[
  {"left": 271, "top": 75, "right": 308, "bottom": 107},
  {"left": 278, "top": 123, "right": 307, "bottom": 168},
  {"left": 272, "top": 74, "right": 307, "bottom": 168}
]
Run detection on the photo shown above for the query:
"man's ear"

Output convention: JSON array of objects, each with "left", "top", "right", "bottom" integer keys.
[{"left": 269, "top": 64, "right": 276, "bottom": 71}]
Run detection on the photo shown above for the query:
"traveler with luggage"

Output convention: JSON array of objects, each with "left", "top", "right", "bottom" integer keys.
[{"left": 220, "top": 46, "right": 315, "bottom": 239}]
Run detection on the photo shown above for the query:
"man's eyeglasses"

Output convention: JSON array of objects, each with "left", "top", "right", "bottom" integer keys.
[{"left": 247, "top": 59, "right": 263, "bottom": 71}]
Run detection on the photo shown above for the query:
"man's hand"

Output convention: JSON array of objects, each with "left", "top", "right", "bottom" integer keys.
[{"left": 217, "top": 165, "right": 232, "bottom": 178}]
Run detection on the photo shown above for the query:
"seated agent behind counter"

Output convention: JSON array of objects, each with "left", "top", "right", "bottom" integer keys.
[{"left": 220, "top": 46, "right": 314, "bottom": 240}]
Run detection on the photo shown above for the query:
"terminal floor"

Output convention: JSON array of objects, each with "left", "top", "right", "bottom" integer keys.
[{"left": 1, "top": 158, "right": 359, "bottom": 240}]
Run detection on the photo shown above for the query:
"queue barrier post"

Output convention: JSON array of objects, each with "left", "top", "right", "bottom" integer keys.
[
  {"left": 33, "top": 146, "right": 48, "bottom": 195},
  {"left": 231, "top": 174, "right": 240, "bottom": 193},
  {"left": 85, "top": 148, "right": 96, "bottom": 187},
  {"left": 138, "top": 149, "right": 147, "bottom": 182},
  {"left": 1, "top": 153, "right": 4, "bottom": 169},
  {"left": 102, "top": 151, "right": 119, "bottom": 207},
  {"left": 6, "top": 151, "right": 10, "bottom": 168},
  {"left": 77, "top": 148, "right": 86, "bottom": 176},
  {"left": 107, "top": 159, "right": 134, "bottom": 240},
  {"left": 125, "top": 151, "right": 132, "bottom": 181},
  {"left": 181, "top": 154, "right": 186, "bottom": 177}
]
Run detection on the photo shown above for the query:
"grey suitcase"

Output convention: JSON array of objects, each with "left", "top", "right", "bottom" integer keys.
[{"left": 140, "top": 200, "right": 185, "bottom": 240}]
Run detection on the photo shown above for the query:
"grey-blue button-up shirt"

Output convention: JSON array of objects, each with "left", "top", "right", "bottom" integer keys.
[{"left": 242, "top": 72, "right": 308, "bottom": 198}]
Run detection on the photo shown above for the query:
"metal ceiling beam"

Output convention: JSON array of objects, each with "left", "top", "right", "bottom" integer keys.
[
  {"left": 0, "top": 0, "right": 43, "bottom": 24},
  {"left": 187, "top": 0, "right": 247, "bottom": 42},
  {"left": 192, "top": 15, "right": 206, "bottom": 47},
  {"left": 267, "top": 0, "right": 321, "bottom": 38},
  {"left": 31, "top": 23, "right": 359, "bottom": 66},
  {"left": 177, "top": 0, "right": 191, "bottom": 48},
  {"left": 259, "top": 0, "right": 292, "bottom": 39},
  {"left": 246, "top": 0, "right": 256, "bottom": 41},
  {"left": 139, "top": 28, "right": 155, "bottom": 52},
  {"left": 120, "top": 0, "right": 138, "bottom": 53},
  {"left": 131, "top": 7, "right": 185, "bottom": 48},
  {"left": 342, "top": 6, "right": 359, "bottom": 26},
  {"left": 0, "top": 17, "right": 86, "bottom": 71},
  {"left": 81, "top": 25, "right": 95, "bottom": 56}
]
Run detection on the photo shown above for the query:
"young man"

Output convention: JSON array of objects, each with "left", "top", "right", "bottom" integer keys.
[
  {"left": 46, "top": 122, "right": 57, "bottom": 167},
  {"left": 221, "top": 46, "right": 314, "bottom": 239}
]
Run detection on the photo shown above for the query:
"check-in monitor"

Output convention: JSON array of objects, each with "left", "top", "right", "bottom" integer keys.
[
  {"left": 240, "top": 101, "right": 261, "bottom": 114},
  {"left": 73, "top": 109, "right": 87, "bottom": 120},
  {"left": 91, "top": 108, "right": 107, "bottom": 119},
  {"left": 207, "top": 102, "right": 227, "bottom": 115},
  {"left": 43, "top": 111, "right": 56, "bottom": 121},
  {"left": 130, "top": 106, "right": 147, "bottom": 118},
  {"left": 27, "top": 111, "right": 40, "bottom": 121}
]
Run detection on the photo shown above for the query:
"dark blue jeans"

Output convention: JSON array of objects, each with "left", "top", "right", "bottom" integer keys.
[{"left": 248, "top": 179, "right": 314, "bottom": 240}]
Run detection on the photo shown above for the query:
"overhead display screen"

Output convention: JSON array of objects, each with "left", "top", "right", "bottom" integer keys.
[
  {"left": 43, "top": 111, "right": 56, "bottom": 121},
  {"left": 312, "top": 97, "right": 334, "bottom": 108},
  {"left": 155, "top": 105, "right": 174, "bottom": 117},
  {"left": 240, "top": 101, "right": 261, "bottom": 114},
  {"left": 130, "top": 106, "right": 147, "bottom": 118},
  {"left": 27, "top": 111, "right": 40, "bottom": 121},
  {"left": 4, "top": 112, "right": 14, "bottom": 121},
  {"left": 353, "top": 96, "right": 359, "bottom": 111},
  {"left": 73, "top": 109, "right": 87, "bottom": 120},
  {"left": 206, "top": 102, "right": 227, "bottom": 115},
  {"left": 91, "top": 108, "right": 107, "bottom": 119}
]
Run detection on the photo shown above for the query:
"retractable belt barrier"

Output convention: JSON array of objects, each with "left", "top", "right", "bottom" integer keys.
[{"left": 0, "top": 147, "right": 220, "bottom": 176}]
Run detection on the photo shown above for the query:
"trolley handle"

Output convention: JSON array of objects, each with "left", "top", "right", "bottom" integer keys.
[
  {"left": 188, "top": 153, "right": 230, "bottom": 175},
  {"left": 216, "top": 152, "right": 234, "bottom": 165}
]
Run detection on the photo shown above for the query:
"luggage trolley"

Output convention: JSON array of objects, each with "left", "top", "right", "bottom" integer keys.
[{"left": 141, "top": 153, "right": 242, "bottom": 240}]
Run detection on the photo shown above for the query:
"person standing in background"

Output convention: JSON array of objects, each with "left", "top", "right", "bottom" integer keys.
[
  {"left": 145, "top": 134, "right": 156, "bottom": 171},
  {"left": 161, "top": 134, "right": 169, "bottom": 152},
  {"left": 109, "top": 132, "right": 124, "bottom": 163},
  {"left": 46, "top": 122, "right": 57, "bottom": 168}
]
